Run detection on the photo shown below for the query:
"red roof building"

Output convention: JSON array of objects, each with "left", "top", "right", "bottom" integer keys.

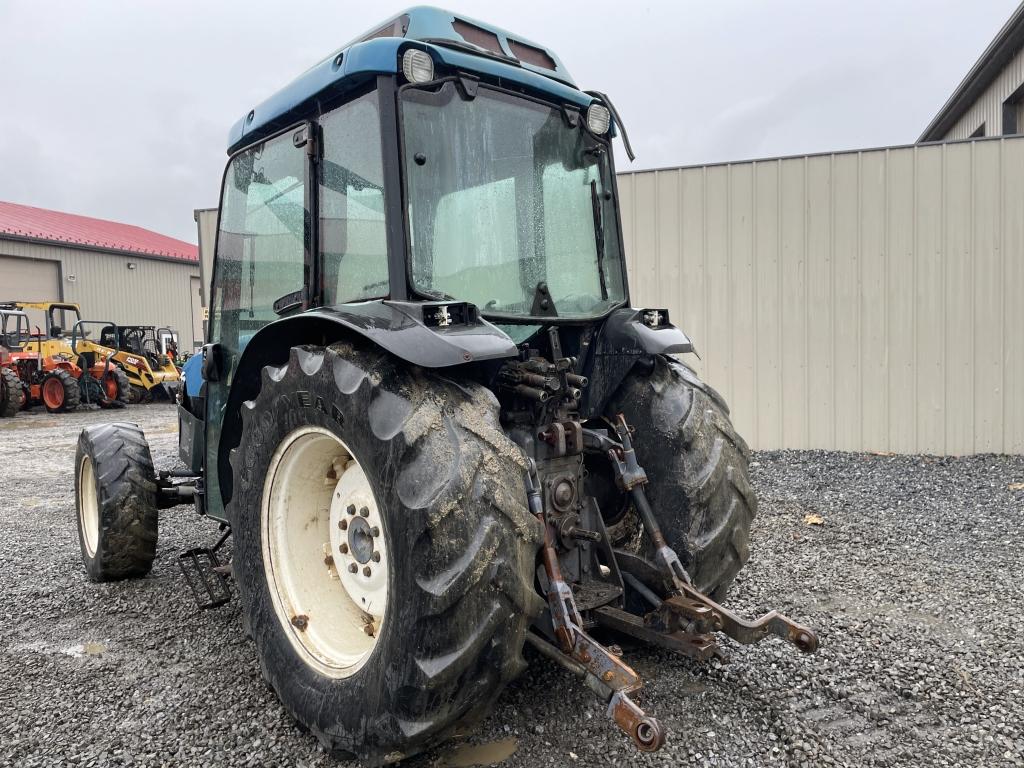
[{"left": 0, "top": 200, "right": 198, "bottom": 262}]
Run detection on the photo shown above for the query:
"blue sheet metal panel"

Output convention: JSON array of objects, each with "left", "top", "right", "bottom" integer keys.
[{"left": 227, "top": 6, "right": 591, "bottom": 154}]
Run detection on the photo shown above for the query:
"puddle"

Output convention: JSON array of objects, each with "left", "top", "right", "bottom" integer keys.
[
  {"left": 441, "top": 738, "right": 518, "bottom": 767},
  {"left": 62, "top": 641, "right": 107, "bottom": 658}
]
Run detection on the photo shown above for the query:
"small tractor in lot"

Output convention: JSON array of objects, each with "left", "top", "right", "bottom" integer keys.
[
  {"left": 74, "top": 8, "right": 817, "bottom": 763},
  {"left": 0, "top": 301, "right": 129, "bottom": 411}
]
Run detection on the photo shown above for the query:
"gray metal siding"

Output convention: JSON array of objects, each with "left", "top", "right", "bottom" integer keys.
[
  {"left": 0, "top": 238, "right": 201, "bottom": 350},
  {"left": 944, "top": 44, "right": 1024, "bottom": 139},
  {"left": 618, "top": 135, "right": 1024, "bottom": 455}
]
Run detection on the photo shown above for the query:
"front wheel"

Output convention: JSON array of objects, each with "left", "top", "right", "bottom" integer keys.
[
  {"left": 99, "top": 367, "right": 131, "bottom": 407},
  {"left": 41, "top": 369, "right": 80, "bottom": 413},
  {"left": 75, "top": 422, "right": 159, "bottom": 580},
  {"left": 228, "top": 343, "right": 543, "bottom": 764}
]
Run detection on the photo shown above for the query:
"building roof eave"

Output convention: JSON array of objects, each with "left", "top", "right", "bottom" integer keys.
[{"left": 918, "top": 1, "right": 1024, "bottom": 142}]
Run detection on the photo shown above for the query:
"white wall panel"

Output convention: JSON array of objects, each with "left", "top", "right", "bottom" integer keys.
[{"left": 618, "top": 135, "right": 1024, "bottom": 455}]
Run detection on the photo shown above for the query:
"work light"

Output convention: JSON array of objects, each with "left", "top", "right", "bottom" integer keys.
[
  {"left": 587, "top": 103, "right": 611, "bottom": 135},
  {"left": 402, "top": 49, "right": 435, "bottom": 83}
]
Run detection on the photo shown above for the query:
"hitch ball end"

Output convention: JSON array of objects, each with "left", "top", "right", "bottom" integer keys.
[
  {"left": 633, "top": 718, "right": 665, "bottom": 752},
  {"left": 790, "top": 628, "right": 819, "bottom": 654}
]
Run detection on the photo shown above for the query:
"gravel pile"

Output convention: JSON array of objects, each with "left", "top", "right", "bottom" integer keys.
[{"left": 1, "top": 404, "right": 1022, "bottom": 767}]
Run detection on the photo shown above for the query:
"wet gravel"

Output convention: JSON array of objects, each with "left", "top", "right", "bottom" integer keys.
[{"left": 2, "top": 403, "right": 1023, "bottom": 767}]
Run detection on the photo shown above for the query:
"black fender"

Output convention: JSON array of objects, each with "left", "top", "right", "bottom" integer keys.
[
  {"left": 582, "top": 307, "right": 695, "bottom": 415},
  {"left": 214, "top": 300, "right": 518, "bottom": 511}
]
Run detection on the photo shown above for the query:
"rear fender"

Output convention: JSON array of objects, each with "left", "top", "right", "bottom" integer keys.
[
  {"left": 583, "top": 307, "right": 695, "bottom": 415},
  {"left": 210, "top": 301, "right": 518, "bottom": 513}
]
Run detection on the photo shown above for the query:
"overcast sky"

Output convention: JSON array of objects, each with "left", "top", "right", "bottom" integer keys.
[{"left": 0, "top": 0, "right": 1018, "bottom": 243}]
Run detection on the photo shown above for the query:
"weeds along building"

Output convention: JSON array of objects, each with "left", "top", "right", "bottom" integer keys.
[{"left": 0, "top": 201, "right": 203, "bottom": 350}]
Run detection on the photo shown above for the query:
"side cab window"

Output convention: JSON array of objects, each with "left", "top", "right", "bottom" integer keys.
[
  {"left": 209, "top": 127, "right": 310, "bottom": 371},
  {"left": 319, "top": 92, "right": 389, "bottom": 304}
]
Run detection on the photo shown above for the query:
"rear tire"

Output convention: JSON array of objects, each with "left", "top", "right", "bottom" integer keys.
[
  {"left": 75, "top": 422, "right": 158, "bottom": 580},
  {"left": 608, "top": 356, "right": 756, "bottom": 601},
  {"left": 229, "top": 342, "right": 543, "bottom": 764},
  {"left": 0, "top": 367, "right": 23, "bottom": 417},
  {"left": 42, "top": 369, "right": 80, "bottom": 413}
]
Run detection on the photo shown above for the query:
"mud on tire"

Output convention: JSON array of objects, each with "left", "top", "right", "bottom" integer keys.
[
  {"left": 608, "top": 355, "right": 756, "bottom": 601},
  {"left": 228, "top": 342, "right": 544, "bottom": 764},
  {"left": 75, "top": 422, "right": 159, "bottom": 580}
]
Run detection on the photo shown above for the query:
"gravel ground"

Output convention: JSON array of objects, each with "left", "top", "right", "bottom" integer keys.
[{"left": 2, "top": 403, "right": 1023, "bottom": 767}]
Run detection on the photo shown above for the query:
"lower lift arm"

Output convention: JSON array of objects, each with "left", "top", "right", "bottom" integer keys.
[{"left": 525, "top": 461, "right": 665, "bottom": 752}]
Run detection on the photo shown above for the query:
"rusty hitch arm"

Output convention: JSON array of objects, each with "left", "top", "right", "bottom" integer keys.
[
  {"left": 525, "top": 461, "right": 665, "bottom": 753},
  {"left": 591, "top": 415, "right": 820, "bottom": 657}
]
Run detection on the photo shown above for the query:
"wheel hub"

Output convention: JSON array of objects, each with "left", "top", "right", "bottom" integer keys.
[
  {"left": 328, "top": 461, "right": 387, "bottom": 618},
  {"left": 346, "top": 516, "right": 375, "bottom": 564}
]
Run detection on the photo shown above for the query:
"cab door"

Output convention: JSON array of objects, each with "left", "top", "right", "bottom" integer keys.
[{"left": 203, "top": 124, "right": 313, "bottom": 522}]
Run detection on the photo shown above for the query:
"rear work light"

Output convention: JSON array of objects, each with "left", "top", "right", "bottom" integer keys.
[
  {"left": 587, "top": 103, "right": 611, "bottom": 135},
  {"left": 402, "top": 49, "right": 434, "bottom": 83}
]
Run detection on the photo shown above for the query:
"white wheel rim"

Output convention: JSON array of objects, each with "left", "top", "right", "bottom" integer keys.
[
  {"left": 261, "top": 427, "right": 388, "bottom": 678},
  {"left": 78, "top": 455, "right": 100, "bottom": 557}
]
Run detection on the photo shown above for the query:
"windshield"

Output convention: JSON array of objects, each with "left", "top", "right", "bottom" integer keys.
[{"left": 400, "top": 83, "right": 626, "bottom": 319}]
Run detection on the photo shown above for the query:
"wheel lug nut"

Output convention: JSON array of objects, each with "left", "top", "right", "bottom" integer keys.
[
  {"left": 371, "top": 551, "right": 381, "bottom": 563},
  {"left": 362, "top": 566, "right": 372, "bottom": 577},
  {"left": 348, "top": 563, "right": 358, "bottom": 573},
  {"left": 339, "top": 543, "right": 349, "bottom": 554},
  {"left": 338, "top": 519, "right": 348, "bottom": 530},
  {"left": 359, "top": 506, "right": 369, "bottom": 517},
  {"left": 370, "top": 526, "right": 380, "bottom": 537},
  {"left": 346, "top": 504, "right": 356, "bottom": 516}
]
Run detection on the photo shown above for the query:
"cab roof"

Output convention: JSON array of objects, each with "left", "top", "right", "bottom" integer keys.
[{"left": 228, "top": 6, "right": 593, "bottom": 154}]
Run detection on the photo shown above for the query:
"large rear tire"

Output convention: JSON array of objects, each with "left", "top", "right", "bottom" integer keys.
[
  {"left": 0, "top": 367, "right": 23, "bottom": 417},
  {"left": 607, "top": 355, "right": 756, "bottom": 601},
  {"left": 75, "top": 422, "right": 159, "bottom": 580},
  {"left": 229, "top": 343, "right": 543, "bottom": 764}
]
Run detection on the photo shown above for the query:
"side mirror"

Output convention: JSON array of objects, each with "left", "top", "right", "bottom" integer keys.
[{"left": 201, "top": 343, "right": 223, "bottom": 383}]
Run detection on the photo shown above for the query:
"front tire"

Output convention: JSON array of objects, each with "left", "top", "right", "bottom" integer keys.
[
  {"left": 229, "top": 343, "right": 543, "bottom": 764},
  {"left": 42, "top": 368, "right": 80, "bottom": 413},
  {"left": 100, "top": 367, "right": 131, "bottom": 406},
  {"left": 608, "top": 356, "right": 756, "bottom": 601},
  {"left": 75, "top": 422, "right": 159, "bottom": 580}
]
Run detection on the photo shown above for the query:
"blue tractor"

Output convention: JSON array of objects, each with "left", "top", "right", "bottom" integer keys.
[{"left": 74, "top": 8, "right": 817, "bottom": 762}]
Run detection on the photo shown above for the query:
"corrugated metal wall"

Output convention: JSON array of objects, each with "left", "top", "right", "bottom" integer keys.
[
  {"left": 945, "top": 44, "right": 1024, "bottom": 139},
  {"left": 0, "top": 239, "right": 201, "bottom": 349},
  {"left": 618, "top": 135, "right": 1024, "bottom": 455}
]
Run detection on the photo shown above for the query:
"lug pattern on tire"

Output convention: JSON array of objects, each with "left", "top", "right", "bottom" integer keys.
[
  {"left": 609, "top": 355, "right": 757, "bottom": 600},
  {"left": 227, "top": 342, "right": 543, "bottom": 764}
]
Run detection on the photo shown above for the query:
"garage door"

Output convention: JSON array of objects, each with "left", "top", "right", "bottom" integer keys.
[{"left": 0, "top": 255, "right": 60, "bottom": 301}]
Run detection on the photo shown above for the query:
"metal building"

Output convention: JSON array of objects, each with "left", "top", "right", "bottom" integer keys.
[
  {"left": 0, "top": 201, "right": 203, "bottom": 350},
  {"left": 619, "top": 135, "right": 1024, "bottom": 456},
  {"left": 919, "top": 1, "right": 1024, "bottom": 141}
]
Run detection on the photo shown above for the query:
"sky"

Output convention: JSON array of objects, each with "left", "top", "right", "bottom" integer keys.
[{"left": 0, "top": 0, "right": 1019, "bottom": 243}]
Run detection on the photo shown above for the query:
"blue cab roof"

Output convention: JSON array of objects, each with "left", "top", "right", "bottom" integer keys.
[{"left": 227, "top": 6, "right": 595, "bottom": 154}]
